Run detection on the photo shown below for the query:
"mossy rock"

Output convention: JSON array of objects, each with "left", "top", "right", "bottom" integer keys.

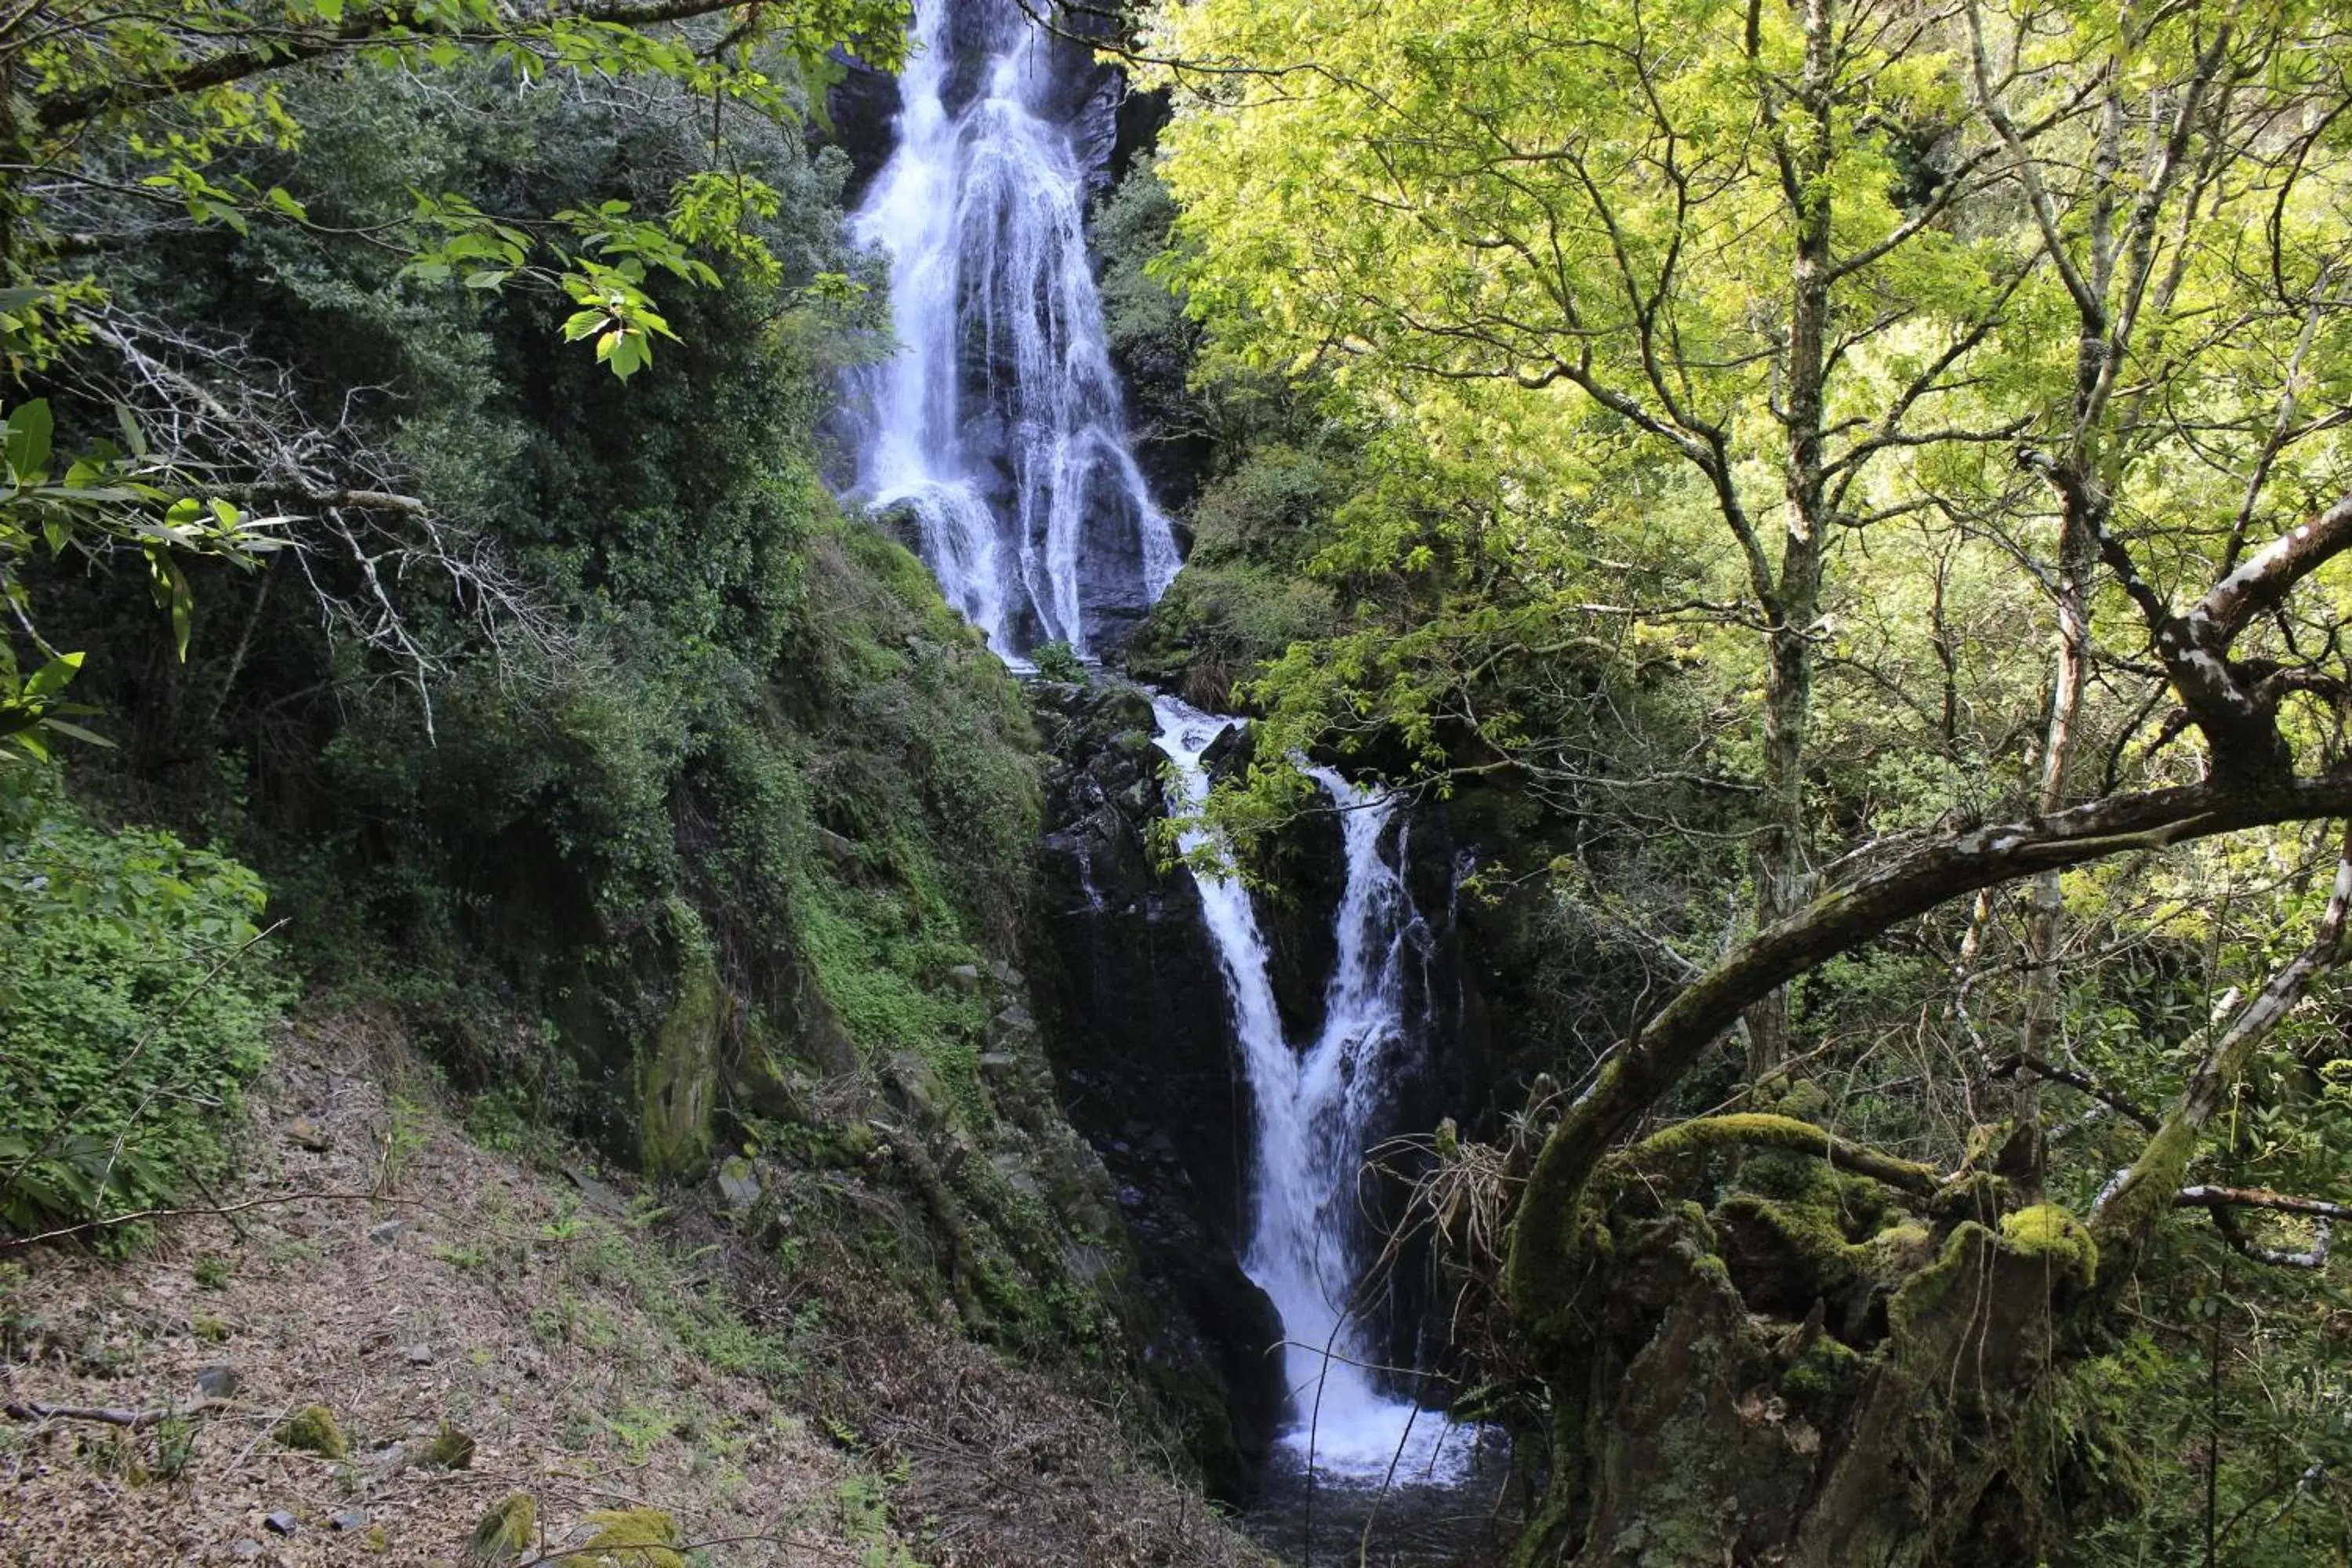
[
  {"left": 464, "top": 1494, "right": 535, "bottom": 1566},
  {"left": 637, "top": 918, "right": 729, "bottom": 1180},
  {"left": 274, "top": 1403, "right": 348, "bottom": 1458},
  {"left": 421, "top": 1422, "right": 477, "bottom": 1469},
  {"left": 578, "top": 1507, "right": 686, "bottom": 1566}
]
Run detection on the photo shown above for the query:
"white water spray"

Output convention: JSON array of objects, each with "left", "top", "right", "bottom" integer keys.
[
  {"left": 1152, "top": 695, "right": 1472, "bottom": 1484},
  {"left": 843, "top": 0, "right": 1181, "bottom": 659}
]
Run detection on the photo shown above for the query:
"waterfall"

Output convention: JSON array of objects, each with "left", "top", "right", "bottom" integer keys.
[
  {"left": 844, "top": 0, "right": 1181, "bottom": 661},
  {"left": 850, "top": 0, "right": 1472, "bottom": 1494},
  {"left": 1152, "top": 694, "right": 1472, "bottom": 1484}
]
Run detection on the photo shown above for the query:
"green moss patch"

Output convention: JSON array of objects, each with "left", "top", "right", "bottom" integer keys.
[
  {"left": 2000, "top": 1203, "right": 2097, "bottom": 1287},
  {"left": 274, "top": 1403, "right": 348, "bottom": 1458}
]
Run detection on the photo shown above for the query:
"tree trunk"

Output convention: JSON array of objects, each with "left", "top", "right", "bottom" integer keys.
[
  {"left": 2013, "top": 506, "right": 2096, "bottom": 1138},
  {"left": 1744, "top": 0, "right": 1835, "bottom": 1078},
  {"left": 1512, "top": 1170, "right": 2092, "bottom": 1568}
]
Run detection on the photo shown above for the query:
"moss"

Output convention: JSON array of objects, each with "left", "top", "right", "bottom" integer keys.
[
  {"left": 2000, "top": 1203, "right": 2097, "bottom": 1287},
  {"left": 1740, "top": 1147, "right": 1832, "bottom": 1203},
  {"left": 464, "top": 1494, "right": 535, "bottom": 1566},
  {"left": 637, "top": 906, "right": 728, "bottom": 1180},
  {"left": 1780, "top": 1331, "right": 1861, "bottom": 1403},
  {"left": 578, "top": 1507, "right": 686, "bottom": 1566},
  {"left": 1640, "top": 1110, "right": 1830, "bottom": 1160},
  {"left": 2086, "top": 1116, "right": 2197, "bottom": 1256},
  {"left": 1867, "top": 1221, "right": 1936, "bottom": 1283},
  {"left": 274, "top": 1403, "right": 347, "bottom": 1458},
  {"left": 420, "top": 1423, "right": 477, "bottom": 1469},
  {"left": 1928, "top": 1170, "right": 2007, "bottom": 1226},
  {"left": 1887, "top": 1223, "right": 1987, "bottom": 1341},
  {"left": 1775, "top": 1080, "right": 1832, "bottom": 1124},
  {"left": 1718, "top": 1192, "right": 1871, "bottom": 1294},
  {"left": 1962, "top": 1120, "right": 2010, "bottom": 1169}
]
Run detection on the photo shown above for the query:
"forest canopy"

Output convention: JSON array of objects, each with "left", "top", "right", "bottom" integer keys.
[{"left": 1135, "top": 0, "right": 2352, "bottom": 1559}]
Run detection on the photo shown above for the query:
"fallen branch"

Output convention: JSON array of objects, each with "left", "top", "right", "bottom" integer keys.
[
  {"left": 2199, "top": 1206, "right": 2333, "bottom": 1269},
  {"left": 0, "top": 1189, "right": 425, "bottom": 1254},
  {"left": 3, "top": 1399, "right": 218, "bottom": 1428},
  {"left": 2175, "top": 1185, "right": 2352, "bottom": 1223}
]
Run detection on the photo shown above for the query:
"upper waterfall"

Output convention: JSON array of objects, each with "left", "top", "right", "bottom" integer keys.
[{"left": 843, "top": 0, "right": 1181, "bottom": 660}]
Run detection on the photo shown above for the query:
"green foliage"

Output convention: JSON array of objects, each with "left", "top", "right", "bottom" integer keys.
[
  {"left": 0, "top": 782, "right": 286, "bottom": 1236},
  {"left": 1028, "top": 639, "right": 1087, "bottom": 684},
  {"left": 0, "top": 396, "right": 274, "bottom": 764},
  {"left": 0, "top": 0, "right": 909, "bottom": 789},
  {"left": 836, "top": 1465, "right": 920, "bottom": 1568}
]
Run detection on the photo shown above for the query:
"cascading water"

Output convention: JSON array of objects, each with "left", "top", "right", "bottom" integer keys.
[
  {"left": 1154, "top": 694, "right": 1473, "bottom": 1485},
  {"left": 843, "top": 0, "right": 1181, "bottom": 660},
  {"left": 851, "top": 0, "right": 1475, "bottom": 1502}
]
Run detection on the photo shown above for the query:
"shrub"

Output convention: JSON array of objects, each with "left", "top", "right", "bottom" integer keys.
[
  {"left": 0, "top": 781, "right": 288, "bottom": 1237},
  {"left": 1029, "top": 639, "right": 1087, "bottom": 684}
]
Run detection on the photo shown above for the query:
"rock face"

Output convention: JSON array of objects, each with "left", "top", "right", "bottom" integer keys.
[
  {"left": 1019, "top": 674, "right": 1574, "bottom": 1481},
  {"left": 1022, "top": 677, "right": 1287, "bottom": 1501}
]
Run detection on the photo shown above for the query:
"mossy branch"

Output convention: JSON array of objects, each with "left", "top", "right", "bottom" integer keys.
[
  {"left": 1506, "top": 785, "right": 2352, "bottom": 1353},
  {"left": 1621, "top": 1112, "right": 1940, "bottom": 1197},
  {"left": 2091, "top": 825, "right": 2352, "bottom": 1265}
]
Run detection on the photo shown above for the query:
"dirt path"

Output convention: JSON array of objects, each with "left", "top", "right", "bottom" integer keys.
[{"left": 1, "top": 1014, "right": 898, "bottom": 1566}]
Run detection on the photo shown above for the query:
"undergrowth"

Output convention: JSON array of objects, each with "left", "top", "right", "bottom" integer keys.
[{"left": 0, "top": 779, "right": 288, "bottom": 1237}]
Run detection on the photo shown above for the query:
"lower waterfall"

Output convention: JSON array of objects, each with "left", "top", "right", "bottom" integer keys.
[{"left": 1152, "top": 694, "right": 1474, "bottom": 1485}]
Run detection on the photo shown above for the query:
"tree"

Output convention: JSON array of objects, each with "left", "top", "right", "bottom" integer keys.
[
  {"left": 1144, "top": 0, "right": 2352, "bottom": 1556},
  {"left": 0, "top": 0, "right": 906, "bottom": 755}
]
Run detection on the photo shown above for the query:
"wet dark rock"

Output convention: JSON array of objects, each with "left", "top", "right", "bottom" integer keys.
[
  {"left": 1198, "top": 718, "right": 1254, "bottom": 782},
  {"left": 826, "top": 55, "right": 902, "bottom": 206},
  {"left": 1023, "top": 676, "right": 1286, "bottom": 1501},
  {"left": 561, "top": 1163, "right": 627, "bottom": 1217},
  {"left": 1249, "top": 796, "right": 1345, "bottom": 1048}
]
